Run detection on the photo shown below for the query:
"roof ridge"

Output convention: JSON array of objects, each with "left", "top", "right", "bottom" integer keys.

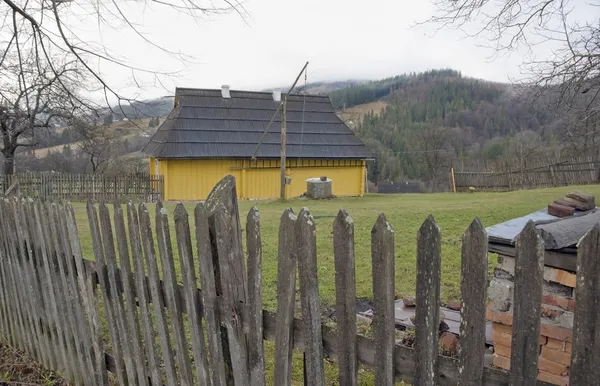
[{"left": 175, "top": 87, "right": 329, "bottom": 99}]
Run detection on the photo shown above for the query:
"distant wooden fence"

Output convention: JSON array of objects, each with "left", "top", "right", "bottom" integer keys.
[
  {"left": 0, "top": 172, "right": 163, "bottom": 202},
  {"left": 1, "top": 175, "right": 600, "bottom": 385},
  {"left": 453, "top": 155, "right": 600, "bottom": 191}
]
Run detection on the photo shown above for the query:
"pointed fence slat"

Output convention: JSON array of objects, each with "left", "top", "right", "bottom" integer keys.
[
  {"left": 246, "top": 207, "right": 265, "bottom": 386},
  {"left": 47, "top": 202, "right": 87, "bottom": 384},
  {"left": 333, "top": 209, "right": 357, "bottom": 386},
  {"left": 155, "top": 202, "right": 194, "bottom": 386},
  {"left": 414, "top": 215, "right": 441, "bottom": 386},
  {"left": 35, "top": 201, "right": 73, "bottom": 378},
  {"left": 113, "top": 203, "right": 149, "bottom": 385},
  {"left": 457, "top": 218, "right": 488, "bottom": 386},
  {"left": 510, "top": 221, "right": 544, "bottom": 386},
  {"left": 274, "top": 208, "right": 298, "bottom": 386},
  {"left": 195, "top": 203, "right": 227, "bottom": 386},
  {"left": 371, "top": 213, "right": 395, "bottom": 386},
  {"left": 126, "top": 202, "right": 161, "bottom": 386},
  {"left": 174, "top": 204, "right": 210, "bottom": 385},
  {"left": 296, "top": 208, "right": 325, "bottom": 386},
  {"left": 205, "top": 176, "right": 250, "bottom": 385},
  {"left": 570, "top": 224, "right": 600, "bottom": 385},
  {"left": 139, "top": 203, "right": 178, "bottom": 385},
  {"left": 87, "top": 201, "right": 128, "bottom": 386},
  {"left": 65, "top": 203, "right": 109, "bottom": 385}
]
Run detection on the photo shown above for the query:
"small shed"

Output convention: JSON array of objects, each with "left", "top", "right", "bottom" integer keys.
[{"left": 486, "top": 206, "right": 599, "bottom": 384}]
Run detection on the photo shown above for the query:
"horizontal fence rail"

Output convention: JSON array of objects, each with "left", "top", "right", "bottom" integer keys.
[
  {"left": 453, "top": 155, "right": 600, "bottom": 191},
  {"left": 1, "top": 175, "right": 599, "bottom": 385},
  {"left": 0, "top": 172, "right": 163, "bottom": 202}
]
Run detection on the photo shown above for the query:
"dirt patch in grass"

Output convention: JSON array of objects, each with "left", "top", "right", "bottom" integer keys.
[{"left": 0, "top": 339, "right": 68, "bottom": 385}]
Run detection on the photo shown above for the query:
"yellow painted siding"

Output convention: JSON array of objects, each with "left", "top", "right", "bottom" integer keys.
[{"left": 156, "top": 158, "right": 365, "bottom": 201}]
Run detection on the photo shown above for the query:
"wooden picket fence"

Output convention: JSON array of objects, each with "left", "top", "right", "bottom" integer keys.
[
  {"left": 0, "top": 175, "right": 599, "bottom": 385},
  {"left": 0, "top": 171, "right": 163, "bottom": 202},
  {"left": 453, "top": 155, "right": 600, "bottom": 191}
]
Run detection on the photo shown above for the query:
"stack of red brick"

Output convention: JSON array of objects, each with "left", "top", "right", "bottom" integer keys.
[
  {"left": 488, "top": 255, "right": 575, "bottom": 385},
  {"left": 547, "top": 190, "right": 595, "bottom": 217}
]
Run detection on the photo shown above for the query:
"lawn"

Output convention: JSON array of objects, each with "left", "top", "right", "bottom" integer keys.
[{"left": 67, "top": 184, "right": 600, "bottom": 384}]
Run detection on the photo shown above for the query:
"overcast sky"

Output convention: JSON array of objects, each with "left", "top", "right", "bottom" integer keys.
[{"left": 72, "top": 0, "right": 579, "bottom": 101}]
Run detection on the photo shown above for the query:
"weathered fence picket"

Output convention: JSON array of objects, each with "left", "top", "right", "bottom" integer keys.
[
  {"left": 333, "top": 209, "right": 358, "bottom": 386},
  {"left": 414, "top": 216, "right": 442, "bottom": 386},
  {"left": 371, "top": 214, "right": 395, "bottom": 386},
  {"left": 510, "top": 221, "right": 545, "bottom": 386},
  {"left": 274, "top": 208, "right": 298, "bottom": 386},
  {"left": 3, "top": 174, "right": 600, "bottom": 386},
  {"left": 457, "top": 219, "right": 488, "bottom": 385}
]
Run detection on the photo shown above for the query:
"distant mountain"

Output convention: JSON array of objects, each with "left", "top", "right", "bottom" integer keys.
[
  {"left": 110, "top": 96, "right": 175, "bottom": 120},
  {"left": 264, "top": 80, "right": 368, "bottom": 95}
]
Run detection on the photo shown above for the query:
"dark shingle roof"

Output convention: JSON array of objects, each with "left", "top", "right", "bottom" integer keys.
[{"left": 143, "top": 88, "right": 371, "bottom": 159}]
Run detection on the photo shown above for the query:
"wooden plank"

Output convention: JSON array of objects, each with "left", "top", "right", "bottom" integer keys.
[
  {"left": 570, "top": 224, "right": 600, "bottom": 385},
  {"left": 204, "top": 175, "right": 249, "bottom": 384},
  {"left": 274, "top": 208, "right": 298, "bottom": 386},
  {"left": 487, "top": 243, "right": 577, "bottom": 273},
  {"left": 113, "top": 203, "right": 149, "bottom": 385},
  {"left": 138, "top": 203, "right": 178, "bottom": 385},
  {"left": 371, "top": 213, "right": 395, "bottom": 386},
  {"left": 510, "top": 221, "right": 544, "bottom": 386},
  {"left": 295, "top": 208, "right": 325, "bottom": 385},
  {"left": 155, "top": 202, "right": 194, "bottom": 386},
  {"left": 65, "top": 202, "right": 109, "bottom": 385},
  {"left": 457, "top": 218, "right": 488, "bottom": 385},
  {"left": 34, "top": 200, "right": 73, "bottom": 378},
  {"left": 54, "top": 202, "right": 97, "bottom": 386},
  {"left": 98, "top": 202, "right": 139, "bottom": 386},
  {"left": 211, "top": 205, "right": 251, "bottom": 385},
  {"left": 414, "top": 215, "right": 441, "bottom": 386},
  {"left": 333, "top": 209, "right": 357, "bottom": 386},
  {"left": 246, "top": 206, "right": 265, "bottom": 386},
  {"left": 46, "top": 202, "right": 88, "bottom": 385},
  {"left": 174, "top": 204, "right": 210, "bottom": 385},
  {"left": 194, "top": 203, "right": 227, "bottom": 386},
  {"left": 12, "top": 198, "right": 50, "bottom": 368},
  {"left": 126, "top": 202, "right": 161, "bottom": 386},
  {"left": 86, "top": 201, "right": 128, "bottom": 385}
]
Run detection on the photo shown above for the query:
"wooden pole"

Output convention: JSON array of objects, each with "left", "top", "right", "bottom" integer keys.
[
  {"left": 450, "top": 167, "right": 457, "bottom": 193},
  {"left": 280, "top": 98, "right": 287, "bottom": 201}
]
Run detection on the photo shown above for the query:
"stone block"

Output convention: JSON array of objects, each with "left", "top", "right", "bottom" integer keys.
[{"left": 488, "top": 278, "right": 513, "bottom": 312}]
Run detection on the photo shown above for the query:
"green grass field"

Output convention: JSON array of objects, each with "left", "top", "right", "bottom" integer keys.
[{"left": 68, "top": 184, "right": 600, "bottom": 385}]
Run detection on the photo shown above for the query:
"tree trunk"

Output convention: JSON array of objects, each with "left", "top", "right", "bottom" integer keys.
[{"left": 2, "top": 151, "right": 15, "bottom": 175}]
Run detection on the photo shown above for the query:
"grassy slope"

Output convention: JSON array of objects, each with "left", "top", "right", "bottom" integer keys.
[{"left": 68, "top": 184, "right": 600, "bottom": 384}]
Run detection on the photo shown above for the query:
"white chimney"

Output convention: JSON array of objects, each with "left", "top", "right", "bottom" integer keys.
[
  {"left": 221, "top": 85, "right": 231, "bottom": 99},
  {"left": 272, "top": 90, "right": 281, "bottom": 102}
]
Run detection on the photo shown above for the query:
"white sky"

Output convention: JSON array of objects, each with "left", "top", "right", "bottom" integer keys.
[{"left": 63, "top": 0, "right": 589, "bottom": 102}]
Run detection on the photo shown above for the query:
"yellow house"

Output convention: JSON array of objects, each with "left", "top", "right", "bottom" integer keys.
[{"left": 143, "top": 86, "right": 371, "bottom": 201}]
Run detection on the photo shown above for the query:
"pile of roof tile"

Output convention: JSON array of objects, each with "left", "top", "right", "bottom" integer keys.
[{"left": 548, "top": 191, "right": 596, "bottom": 218}]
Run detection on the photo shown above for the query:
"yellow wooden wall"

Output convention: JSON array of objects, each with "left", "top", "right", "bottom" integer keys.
[{"left": 150, "top": 158, "right": 365, "bottom": 201}]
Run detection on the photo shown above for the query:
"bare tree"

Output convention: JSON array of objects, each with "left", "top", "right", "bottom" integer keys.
[
  {"left": 70, "top": 117, "right": 116, "bottom": 173},
  {"left": 0, "top": 55, "right": 83, "bottom": 174},
  {"left": 424, "top": 1, "right": 600, "bottom": 120},
  {"left": 416, "top": 126, "right": 452, "bottom": 191}
]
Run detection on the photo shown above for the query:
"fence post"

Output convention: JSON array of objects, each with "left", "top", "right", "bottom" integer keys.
[
  {"left": 274, "top": 208, "right": 298, "bottom": 386},
  {"left": 414, "top": 215, "right": 441, "bottom": 386},
  {"left": 296, "top": 208, "right": 325, "bottom": 385},
  {"left": 333, "top": 209, "right": 357, "bottom": 386},
  {"left": 570, "top": 224, "right": 600, "bottom": 385},
  {"left": 155, "top": 202, "right": 194, "bottom": 386},
  {"left": 510, "top": 221, "right": 544, "bottom": 386},
  {"left": 371, "top": 213, "right": 395, "bottom": 386},
  {"left": 458, "top": 218, "right": 488, "bottom": 385},
  {"left": 246, "top": 207, "right": 265, "bottom": 386}
]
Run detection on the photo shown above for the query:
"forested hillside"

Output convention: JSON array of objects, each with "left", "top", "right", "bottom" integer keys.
[{"left": 333, "top": 69, "right": 574, "bottom": 188}]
